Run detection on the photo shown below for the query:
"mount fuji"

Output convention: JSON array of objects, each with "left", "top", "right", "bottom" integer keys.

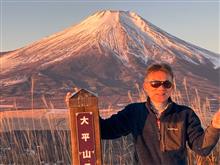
[{"left": 1, "top": 10, "right": 219, "bottom": 109}]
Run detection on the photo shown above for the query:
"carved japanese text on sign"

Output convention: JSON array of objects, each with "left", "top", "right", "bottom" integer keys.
[{"left": 76, "top": 112, "right": 96, "bottom": 165}]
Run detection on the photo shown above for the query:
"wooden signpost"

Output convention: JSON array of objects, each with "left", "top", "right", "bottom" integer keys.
[{"left": 68, "top": 89, "right": 102, "bottom": 165}]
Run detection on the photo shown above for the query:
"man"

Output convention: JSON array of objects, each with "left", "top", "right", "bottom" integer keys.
[{"left": 99, "top": 63, "right": 220, "bottom": 165}]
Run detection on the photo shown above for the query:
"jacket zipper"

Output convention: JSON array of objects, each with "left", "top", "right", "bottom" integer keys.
[
  {"left": 154, "top": 111, "right": 166, "bottom": 152},
  {"left": 160, "top": 120, "right": 165, "bottom": 152}
]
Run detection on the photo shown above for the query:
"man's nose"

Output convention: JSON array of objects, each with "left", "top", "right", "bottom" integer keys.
[{"left": 158, "top": 85, "right": 167, "bottom": 90}]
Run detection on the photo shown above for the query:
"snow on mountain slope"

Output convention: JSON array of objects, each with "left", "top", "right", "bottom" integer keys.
[{"left": 1, "top": 10, "right": 219, "bottom": 74}]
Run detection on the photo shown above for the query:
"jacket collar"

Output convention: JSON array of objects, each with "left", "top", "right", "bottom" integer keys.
[{"left": 145, "top": 97, "right": 174, "bottom": 117}]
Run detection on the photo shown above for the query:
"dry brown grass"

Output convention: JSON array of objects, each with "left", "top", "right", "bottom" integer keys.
[{"left": 0, "top": 79, "right": 219, "bottom": 164}]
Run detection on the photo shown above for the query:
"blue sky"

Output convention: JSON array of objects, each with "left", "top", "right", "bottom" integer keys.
[{"left": 1, "top": 0, "right": 219, "bottom": 53}]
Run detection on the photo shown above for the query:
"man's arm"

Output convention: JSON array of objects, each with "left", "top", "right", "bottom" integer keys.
[
  {"left": 187, "top": 110, "right": 220, "bottom": 156},
  {"left": 100, "top": 104, "right": 135, "bottom": 139}
]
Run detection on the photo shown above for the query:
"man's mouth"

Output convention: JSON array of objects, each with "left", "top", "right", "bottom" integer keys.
[{"left": 156, "top": 93, "right": 166, "bottom": 96}]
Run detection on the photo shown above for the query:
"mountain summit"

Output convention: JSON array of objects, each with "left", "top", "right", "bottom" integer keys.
[{"left": 1, "top": 10, "right": 219, "bottom": 109}]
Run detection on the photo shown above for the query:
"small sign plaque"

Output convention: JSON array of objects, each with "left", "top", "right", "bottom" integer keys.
[{"left": 76, "top": 112, "right": 96, "bottom": 165}]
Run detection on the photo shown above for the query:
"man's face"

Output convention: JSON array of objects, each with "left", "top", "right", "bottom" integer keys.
[{"left": 143, "top": 71, "right": 173, "bottom": 104}]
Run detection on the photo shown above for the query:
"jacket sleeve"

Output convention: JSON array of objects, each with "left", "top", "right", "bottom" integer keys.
[
  {"left": 99, "top": 104, "right": 134, "bottom": 139},
  {"left": 187, "top": 110, "right": 220, "bottom": 156}
]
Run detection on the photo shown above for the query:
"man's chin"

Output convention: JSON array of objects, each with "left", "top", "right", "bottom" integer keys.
[{"left": 154, "top": 97, "right": 168, "bottom": 103}]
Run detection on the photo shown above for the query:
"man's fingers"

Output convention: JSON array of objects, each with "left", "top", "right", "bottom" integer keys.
[{"left": 212, "top": 109, "right": 220, "bottom": 128}]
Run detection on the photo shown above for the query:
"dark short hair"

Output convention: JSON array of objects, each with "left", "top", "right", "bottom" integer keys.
[{"left": 144, "top": 63, "right": 174, "bottom": 80}]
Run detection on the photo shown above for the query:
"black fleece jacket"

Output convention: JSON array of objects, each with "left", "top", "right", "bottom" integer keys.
[{"left": 100, "top": 98, "right": 220, "bottom": 165}]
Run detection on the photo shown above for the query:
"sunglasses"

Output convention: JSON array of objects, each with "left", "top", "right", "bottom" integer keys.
[{"left": 148, "top": 80, "right": 173, "bottom": 89}]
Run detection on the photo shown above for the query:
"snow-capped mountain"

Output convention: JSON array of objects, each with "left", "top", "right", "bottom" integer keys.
[{"left": 1, "top": 10, "right": 219, "bottom": 109}]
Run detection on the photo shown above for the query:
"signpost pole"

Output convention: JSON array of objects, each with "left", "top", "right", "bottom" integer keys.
[{"left": 68, "top": 89, "right": 102, "bottom": 165}]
